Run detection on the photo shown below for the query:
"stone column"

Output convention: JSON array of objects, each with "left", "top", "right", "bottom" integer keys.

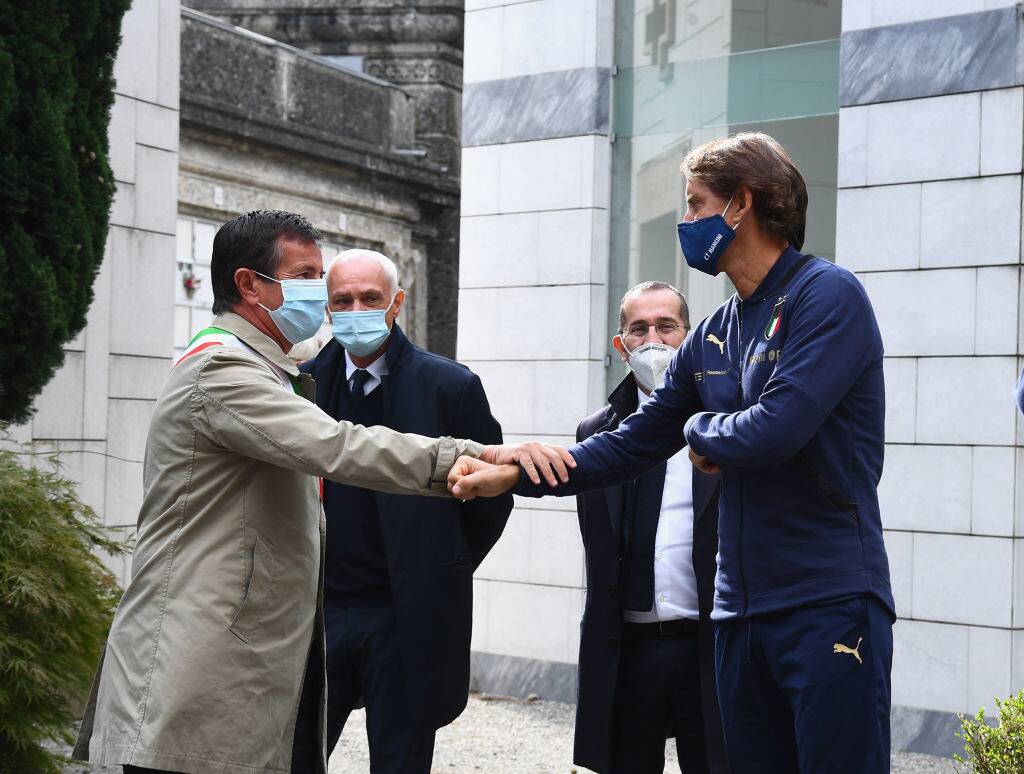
[
  {"left": 838, "top": 0, "right": 1024, "bottom": 754},
  {"left": 457, "top": 0, "right": 614, "bottom": 698}
]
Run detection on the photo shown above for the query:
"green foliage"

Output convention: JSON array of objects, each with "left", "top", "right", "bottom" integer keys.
[
  {"left": 0, "top": 0, "right": 131, "bottom": 423},
  {"left": 955, "top": 690, "right": 1024, "bottom": 773},
  {"left": 0, "top": 443, "right": 126, "bottom": 773}
]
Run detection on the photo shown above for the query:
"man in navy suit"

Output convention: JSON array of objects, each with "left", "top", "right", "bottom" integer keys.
[
  {"left": 573, "top": 282, "right": 728, "bottom": 774},
  {"left": 299, "top": 249, "right": 512, "bottom": 773}
]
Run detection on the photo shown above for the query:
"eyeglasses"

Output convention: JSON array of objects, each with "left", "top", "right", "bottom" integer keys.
[{"left": 622, "top": 322, "right": 686, "bottom": 346}]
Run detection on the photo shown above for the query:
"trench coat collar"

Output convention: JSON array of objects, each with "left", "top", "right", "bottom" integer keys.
[{"left": 213, "top": 311, "right": 300, "bottom": 378}]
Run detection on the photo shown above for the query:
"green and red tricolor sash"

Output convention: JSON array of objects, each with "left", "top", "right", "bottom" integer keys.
[
  {"left": 173, "top": 326, "right": 242, "bottom": 368},
  {"left": 764, "top": 298, "right": 784, "bottom": 340}
]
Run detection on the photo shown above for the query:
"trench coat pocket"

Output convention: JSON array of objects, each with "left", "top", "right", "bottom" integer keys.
[{"left": 229, "top": 534, "right": 281, "bottom": 645}]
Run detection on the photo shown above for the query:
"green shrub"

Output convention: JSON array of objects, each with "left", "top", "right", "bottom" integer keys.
[
  {"left": 956, "top": 690, "right": 1024, "bottom": 773},
  {"left": 0, "top": 0, "right": 131, "bottom": 424},
  {"left": 0, "top": 444, "right": 127, "bottom": 773}
]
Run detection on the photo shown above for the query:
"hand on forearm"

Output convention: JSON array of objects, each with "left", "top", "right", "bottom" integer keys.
[
  {"left": 480, "top": 442, "right": 576, "bottom": 486},
  {"left": 448, "top": 455, "right": 522, "bottom": 500}
]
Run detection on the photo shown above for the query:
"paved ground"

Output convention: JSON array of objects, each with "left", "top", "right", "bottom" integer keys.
[
  {"left": 328, "top": 694, "right": 958, "bottom": 773},
  {"left": 60, "top": 694, "right": 957, "bottom": 773}
]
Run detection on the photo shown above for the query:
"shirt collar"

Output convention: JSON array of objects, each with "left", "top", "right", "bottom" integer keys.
[{"left": 345, "top": 350, "right": 389, "bottom": 382}]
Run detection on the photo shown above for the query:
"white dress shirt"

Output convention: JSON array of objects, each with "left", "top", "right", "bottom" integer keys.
[
  {"left": 345, "top": 350, "right": 389, "bottom": 395},
  {"left": 622, "top": 388, "right": 700, "bottom": 622}
]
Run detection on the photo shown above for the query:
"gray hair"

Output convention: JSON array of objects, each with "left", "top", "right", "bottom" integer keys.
[
  {"left": 330, "top": 249, "right": 399, "bottom": 295},
  {"left": 618, "top": 281, "right": 690, "bottom": 332}
]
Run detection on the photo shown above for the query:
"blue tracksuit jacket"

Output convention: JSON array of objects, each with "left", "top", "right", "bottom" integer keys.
[{"left": 517, "top": 247, "right": 895, "bottom": 621}]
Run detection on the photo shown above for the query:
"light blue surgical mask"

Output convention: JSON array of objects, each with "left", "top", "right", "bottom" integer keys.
[
  {"left": 255, "top": 271, "right": 328, "bottom": 344},
  {"left": 330, "top": 295, "right": 397, "bottom": 356}
]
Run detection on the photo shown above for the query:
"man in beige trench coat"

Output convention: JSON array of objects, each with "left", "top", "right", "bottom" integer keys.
[{"left": 73, "top": 211, "right": 569, "bottom": 774}]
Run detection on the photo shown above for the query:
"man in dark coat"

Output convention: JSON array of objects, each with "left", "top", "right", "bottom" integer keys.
[
  {"left": 573, "top": 281, "right": 728, "bottom": 774},
  {"left": 300, "top": 249, "right": 512, "bottom": 772}
]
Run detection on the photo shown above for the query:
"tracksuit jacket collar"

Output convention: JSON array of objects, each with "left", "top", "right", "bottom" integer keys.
[{"left": 744, "top": 245, "right": 803, "bottom": 305}]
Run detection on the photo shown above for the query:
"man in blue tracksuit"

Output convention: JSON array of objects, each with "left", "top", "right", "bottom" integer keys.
[{"left": 450, "top": 133, "right": 895, "bottom": 773}]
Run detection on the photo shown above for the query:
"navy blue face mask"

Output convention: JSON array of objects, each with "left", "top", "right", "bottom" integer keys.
[{"left": 677, "top": 194, "right": 743, "bottom": 276}]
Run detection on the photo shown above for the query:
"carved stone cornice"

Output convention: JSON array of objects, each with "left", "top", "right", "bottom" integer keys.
[{"left": 364, "top": 55, "right": 461, "bottom": 88}]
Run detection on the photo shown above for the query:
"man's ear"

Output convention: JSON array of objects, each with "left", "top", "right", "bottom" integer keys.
[
  {"left": 234, "top": 267, "right": 260, "bottom": 307},
  {"left": 733, "top": 185, "right": 753, "bottom": 226},
  {"left": 612, "top": 335, "right": 629, "bottom": 363},
  {"left": 389, "top": 289, "right": 405, "bottom": 323}
]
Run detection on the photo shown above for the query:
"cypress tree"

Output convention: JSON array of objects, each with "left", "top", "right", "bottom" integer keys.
[{"left": 0, "top": 0, "right": 131, "bottom": 423}]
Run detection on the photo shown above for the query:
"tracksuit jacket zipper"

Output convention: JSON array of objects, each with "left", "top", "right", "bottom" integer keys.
[{"left": 736, "top": 299, "right": 748, "bottom": 617}]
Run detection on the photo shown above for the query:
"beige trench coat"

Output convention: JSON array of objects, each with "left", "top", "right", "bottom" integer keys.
[{"left": 73, "top": 313, "right": 483, "bottom": 773}]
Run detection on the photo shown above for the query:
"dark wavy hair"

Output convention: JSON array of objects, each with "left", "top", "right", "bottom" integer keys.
[{"left": 681, "top": 132, "right": 808, "bottom": 250}]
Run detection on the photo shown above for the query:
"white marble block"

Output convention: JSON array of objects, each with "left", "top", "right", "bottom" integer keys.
[
  {"left": 866, "top": 93, "right": 980, "bottom": 185},
  {"left": 892, "top": 619, "right": 968, "bottom": 713},
  {"left": 912, "top": 533, "right": 1013, "bottom": 627}
]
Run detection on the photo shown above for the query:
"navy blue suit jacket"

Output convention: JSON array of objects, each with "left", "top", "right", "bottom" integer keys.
[
  {"left": 300, "top": 324, "right": 512, "bottom": 731},
  {"left": 573, "top": 374, "right": 728, "bottom": 774}
]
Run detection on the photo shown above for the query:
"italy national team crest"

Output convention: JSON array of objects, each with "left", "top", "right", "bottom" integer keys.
[{"left": 764, "top": 297, "right": 785, "bottom": 340}]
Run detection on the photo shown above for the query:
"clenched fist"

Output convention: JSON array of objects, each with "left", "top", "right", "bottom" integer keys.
[
  {"left": 448, "top": 456, "right": 522, "bottom": 500},
  {"left": 688, "top": 447, "right": 721, "bottom": 475}
]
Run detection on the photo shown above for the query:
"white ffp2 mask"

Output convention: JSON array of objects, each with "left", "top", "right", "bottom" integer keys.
[{"left": 623, "top": 342, "right": 676, "bottom": 393}]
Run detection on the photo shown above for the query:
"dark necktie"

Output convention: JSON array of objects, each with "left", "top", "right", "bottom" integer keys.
[{"left": 350, "top": 368, "right": 370, "bottom": 399}]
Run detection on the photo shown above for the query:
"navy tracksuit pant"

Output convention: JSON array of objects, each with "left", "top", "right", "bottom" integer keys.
[{"left": 715, "top": 594, "right": 893, "bottom": 774}]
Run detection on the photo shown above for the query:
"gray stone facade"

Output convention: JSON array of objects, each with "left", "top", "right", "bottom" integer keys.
[
  {"left": 183, "top": 1, "right": 464, "bottom": 356},
  {"left": 840, "top": 6, "right": 1021, "bottom": 106},
  {"left": 178, "top": 9, "right": 461, "bottom": 352},
  {"left": 463, "top": 67, "right": 610, "bottom": 147}
]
